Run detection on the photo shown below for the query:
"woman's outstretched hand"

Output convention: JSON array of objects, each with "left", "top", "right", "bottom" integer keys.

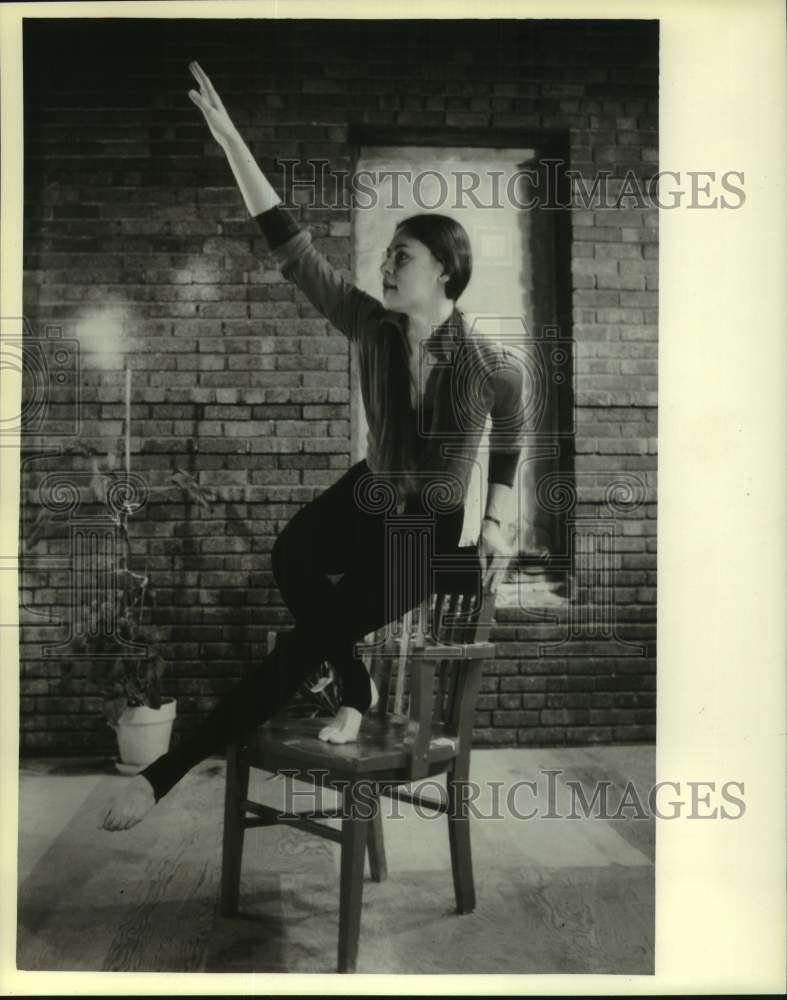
[
  {"left": 188, "top": 61, "right": 239, "bottom": 148},
  {"left": 478, "top": 519, "right": 515, "bottom": 595}
]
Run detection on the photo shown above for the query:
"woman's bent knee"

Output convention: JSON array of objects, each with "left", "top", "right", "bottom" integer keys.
[
  {"left": 271, "top": 530, "right": 287, "bottom": 586},
  {"left": 271, "top": 523, "right": 303, "bottom": 588}
]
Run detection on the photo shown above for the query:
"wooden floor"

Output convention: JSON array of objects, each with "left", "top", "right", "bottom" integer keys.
[{"left": 17, "top": 746, "right": 654, "bottom": 975}]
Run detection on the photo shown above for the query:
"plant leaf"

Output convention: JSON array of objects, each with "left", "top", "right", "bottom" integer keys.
[
  {"left": 104, "top": 694, "right": 128, "bottom": 726},
  {"left": 65, "top": 442, "right": 97, "bottom": 460},
  {"left": 172, "top": 468, "right": 217, "bottom": 508},
  {"left": 25, "top": 507, "right": 53, "bottom": 549}
]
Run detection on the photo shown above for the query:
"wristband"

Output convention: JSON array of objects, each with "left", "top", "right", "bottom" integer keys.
[
  {"left": 483, "top": 516, "right": 501, "bottom": 527},
  {"left": 254, "top": 204, "right": 301, "bottom": 250}
]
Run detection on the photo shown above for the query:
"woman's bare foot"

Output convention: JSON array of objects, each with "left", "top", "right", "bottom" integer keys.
[
  {"left": 318, "top": 676, "right": 379, "bottom": 744},
  {"left": 318, "top": 705, "right": 364, "bottom": 744},
  {"left": 102, "top": 774, "right": 156, "bottom": 831}
]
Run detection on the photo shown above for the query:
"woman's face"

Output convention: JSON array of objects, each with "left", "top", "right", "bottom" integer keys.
[{"left": 380, "top": 229, "right": 448, "bottom": 313}]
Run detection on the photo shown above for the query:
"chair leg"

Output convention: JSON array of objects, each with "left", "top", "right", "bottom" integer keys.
[
  {"left": 367, "top": 800, "right": 387, "bottom": 882},
  {"left": 447, "top": 768, "right": 475, "bottom": 914},
  {"left": 337, "top": 783, "right": 371, "bottom": 973},
  {"left": 220, "top": 743, "right": 250, "bottom": 917}
]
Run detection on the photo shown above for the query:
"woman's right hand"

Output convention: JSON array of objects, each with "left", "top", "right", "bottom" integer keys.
[{"left": 188, "top": 61, "right": 239, "bottom": 148}]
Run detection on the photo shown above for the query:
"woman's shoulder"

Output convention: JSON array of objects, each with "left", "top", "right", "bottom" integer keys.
[
  {"left": 457, "top": 315, "right": 512, "bottom": 362},
  {"left": 456, "top": 317, "right": 522, "bottom": 393},
  {"left": 350, "top": 303, "right": 407, "bottom": 365},
  {"left": 359, "top": 303, "right": 408, "bottom": 344}
]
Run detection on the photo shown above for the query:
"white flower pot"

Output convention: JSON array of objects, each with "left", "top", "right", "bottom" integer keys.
[{"left": 113, "top": 697, "right": 176, "bottom": 770}]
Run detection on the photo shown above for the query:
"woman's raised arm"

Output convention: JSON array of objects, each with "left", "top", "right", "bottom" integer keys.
[
  {"left": 188, "top": 61, "right": 280, "bottom": 217},
  {"left": 188, "top": 61, "right": 384, "bottom": 343}
]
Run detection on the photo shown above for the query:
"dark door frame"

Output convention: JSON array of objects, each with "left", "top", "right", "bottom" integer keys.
[{"left": 346, "top": 125, "right": 575, "bottom": 573}]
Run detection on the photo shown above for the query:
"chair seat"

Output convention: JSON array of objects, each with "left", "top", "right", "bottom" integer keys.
[{"left": 243, "top": 713, "right": 460, "bottom": 777}]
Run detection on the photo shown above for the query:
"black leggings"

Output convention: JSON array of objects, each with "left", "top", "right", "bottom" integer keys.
[{"left": 141, "top": 460, "right": 466, "bottom": 801}]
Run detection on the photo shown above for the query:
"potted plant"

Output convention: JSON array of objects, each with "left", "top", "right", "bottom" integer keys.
[{"left": 26, "top": 444, "right": 216, "bottom": 771}]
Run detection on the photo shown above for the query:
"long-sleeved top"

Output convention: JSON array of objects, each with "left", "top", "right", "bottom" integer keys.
[{"left": 254, "top": 205, "right": 525, "bottom": 512}]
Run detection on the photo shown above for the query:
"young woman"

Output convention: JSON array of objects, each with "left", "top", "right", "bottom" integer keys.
[{"left": 102, "top": 62, "right": 523, "bottom": 831}]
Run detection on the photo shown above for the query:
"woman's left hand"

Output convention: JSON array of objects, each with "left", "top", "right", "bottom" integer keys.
[{"left": 478, "top": 519, "right": 515, "bottom": 594}]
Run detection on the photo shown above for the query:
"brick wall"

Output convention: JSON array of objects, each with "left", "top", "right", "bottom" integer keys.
[{"left": 19, "top": 17, "right": 657, "bottom": 753}]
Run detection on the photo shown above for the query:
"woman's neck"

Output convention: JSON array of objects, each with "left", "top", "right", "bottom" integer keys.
[{"left": 405, "top": 297, "right": 455, "bottom": 347}]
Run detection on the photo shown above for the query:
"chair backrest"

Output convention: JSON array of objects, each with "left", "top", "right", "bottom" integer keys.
[
  {"left": 268, "top": 545, "right": 496, "bottom": 773},
  {"left": 361, "top": 535, "right": 496, "bottom": 744}
]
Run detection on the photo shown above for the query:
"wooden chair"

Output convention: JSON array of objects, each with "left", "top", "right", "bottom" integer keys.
[{"left": 220, "top": 553, "right": 497, "bottom": 973}]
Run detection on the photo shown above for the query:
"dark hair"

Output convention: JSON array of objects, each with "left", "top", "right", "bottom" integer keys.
[{"left": 395, "top": 213, "right": 473, "bottom": 301}]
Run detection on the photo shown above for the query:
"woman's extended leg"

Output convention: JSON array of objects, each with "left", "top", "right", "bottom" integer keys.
[
  {"left": 103, "top": 463, "right": 368, "bottom": 830},
  {"left": 102, "top": 461, "right": 465, "bottom": 829},
  {"left": 136, "top": 462, "right": 376, "bottom": 798},
  {"left": 102, "top": 631, "right": 316, "bottom": 830}
]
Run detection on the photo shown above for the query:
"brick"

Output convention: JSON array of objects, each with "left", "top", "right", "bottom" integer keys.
[
  {"left": 515, "top": 727, "right": 567, "bottom": 746},
  {"left": 223, "top": 421, "right": 276, "bottom": 438},
  {"left": 499, "top": 675, "right": 548, "bottom": 692},
  {"left": 445, "top": 112, "right": 489, "bottom": 127},
  {"left": 473, "top": 728, "right": 518, "bottom": 746},
  {"left": 541, "top": 708, "right": 590, "bottom": 726},
  {"left": 564, "top": 726, "right": 616, "bottom": 744},
  {"left": 574, "top": 290, "right": 621, "bottom": 307},
  {"left": 572, "top": 258, "right": 619, "bottom": 278},
  {"left": 498, "top": 694, "right": 522, "bottom": 710},
  {"left": 597, "top": 273, "right": 646, "bottom": 291},
  {"left": 493, "top": 710, "right": 540, "bottom": 726},
  {"left": 595, "top": 244, "right": 644, "bottom": 260}
]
